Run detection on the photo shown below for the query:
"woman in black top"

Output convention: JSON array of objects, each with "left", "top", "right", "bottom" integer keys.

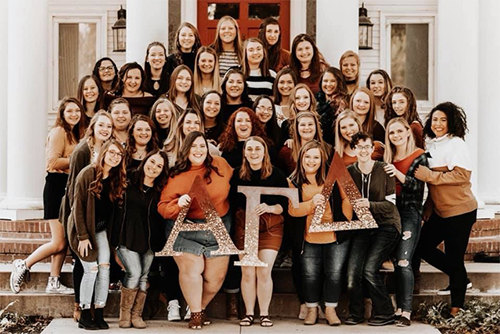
[
  {"left": 200, "top": 90, "right": 224, "bottom": 145},
  {"left": 221, "top": 68, "right": 251, "bottom": 124},
  {"left": 165, "top": 22, "right": 202, "bottom": 75},
  {"left": 252, "top": 95, "right": 281, "bottom": 148},
  {"left": 93, "top": 57, "right": 119, "bottom": 93},
  {"left": 144, "top": 41, "right": 170, "bottom": 97},
  {"left": 113, "top": 150, "right": 169, "bottom": 329},
  {"left": 125, "top": 115, "right": 159, "bottom": 171},
  {"left": 149, "top": 98, "right": 178, "bottom": 148}
]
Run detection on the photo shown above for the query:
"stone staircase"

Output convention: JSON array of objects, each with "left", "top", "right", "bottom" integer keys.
[{"left": 0, "top": 218, "right": 499, "bottom": 318}]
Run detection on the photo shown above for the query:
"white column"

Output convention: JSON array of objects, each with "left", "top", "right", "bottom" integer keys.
[
  {"left": 316, "top": 0, "right": 358, "bottom": 67},
  {"left": 289, "top": 0, "right": 307, "bottom": 50},
  {"left": 126, "top": 0, "right": 169, "bottom": 64},
  {"left": 0, "top": 0, "right": 8, "bottom": 202},
  {"left": 181, "top": 0, "right": 197, "bottom": 25},
  {"left": 478, "top": 0, "right": 500, "bottom": 204},
  {"left": 0, "top": 0, "right": 48, "bottom": 220},
  {"left": 436, "top": 0, "right": 479, "bottom": 201}
]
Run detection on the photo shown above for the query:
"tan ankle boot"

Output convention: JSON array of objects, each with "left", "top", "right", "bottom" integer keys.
[
  {"left": 304, "top": 307, "right": 318, "bottom": 325},
  {"left": 119, "top": 287, "right": 138, "bottom": 328},
  {"left": 325, "top": 306, "right": 341, "bottom": 326},
  {"left": 73, "top": 303, "right": 81, "bottom": 322},
  {"left": 131, "top": 290, "right": 147, "bottom": 328}
]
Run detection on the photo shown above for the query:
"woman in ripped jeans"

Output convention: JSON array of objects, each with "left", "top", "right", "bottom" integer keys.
[
  {"left": 383, "top": 117, "right": 428, "bottom": 326},
  {"left": 68, "top": 140, "right": 127, "bottom": 330}
]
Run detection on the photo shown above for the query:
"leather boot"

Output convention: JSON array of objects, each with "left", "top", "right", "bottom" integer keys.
[
  {"left": 225, "top": 292, "right": 239, "bottom": 320},
  {"left": 119, "top": 287, "right": 138, "bottom": 328},
  {"left": 93, "top": 308, "right": 109, "bottom": 329},
  {"left": 325, "top": 306, "right": 341, "bottom": 326},
  {"left": 304, "top": 307, "right": 318, "bottom": 325},
  {"left": 73, "top": 302, "right": 81, "bottom": 322},
  {"left": 78, "top": 309, "right": 98, "bottom": 330},
  {"left": 131, "top": 290, "right": 147, "bottom": 328}
]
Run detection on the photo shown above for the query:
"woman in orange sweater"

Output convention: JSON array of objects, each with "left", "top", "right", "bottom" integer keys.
[{"left": 158, "top": 131, "right": 233, "bottom": 329}]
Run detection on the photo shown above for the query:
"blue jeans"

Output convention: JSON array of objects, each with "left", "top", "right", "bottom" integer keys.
[
  {"left": 394, "top": 206, "right": 421, "bottom": 312},
  {"left": 301, "top": 240, "right": 350, "bottom": 306},
  {"left": 117, "top": 246, "right": 154, "bottom": 292},
  {"left": 347, "top": 225, "right": 400, "bottom": 320},
  {"left": 80, "top": 230, "right": 110, "bottom": 309}
]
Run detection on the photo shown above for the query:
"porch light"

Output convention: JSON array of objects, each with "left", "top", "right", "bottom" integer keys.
[
  {"left": 112, "top": 6, "right": 126, "bottom": 52},
  {"left": 359, "top": 3, "right": 373, "bottom": 50}
]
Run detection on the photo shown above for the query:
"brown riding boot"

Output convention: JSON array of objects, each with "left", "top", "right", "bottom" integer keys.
[
  {"left": 131, "top": 290, "right": 148, "bottom": 328},
  {"left": 325, "top": 306, "right": 341, "bottom": 326},
  {"left": 73, "top": 303, "right": 81, "bottom": 322},
  {"left": 119, "top": 287, "right": 138, "bottom": 328}
]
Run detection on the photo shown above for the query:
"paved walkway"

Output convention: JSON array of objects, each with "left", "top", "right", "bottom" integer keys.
[{"left": 42, "top": 318, "right": 440, "bottom": 334}]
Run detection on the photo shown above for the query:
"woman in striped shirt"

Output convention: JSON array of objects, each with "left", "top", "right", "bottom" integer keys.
[
  {"left": 210, "top": 16, "right": 243, "bottom": 77},
  {"left": 242, "top": 38, "right": 276, "bottom": 102}
]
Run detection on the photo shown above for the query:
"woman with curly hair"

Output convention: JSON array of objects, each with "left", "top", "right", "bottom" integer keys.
[
  {"left": 125, "top": 114, "right": 159, "bottom": 171},
  {"left": 210, "top": 16, "right": 243, "bottom": 77},
  {"left": 290, "top": 34, "right": 328, "bottom": 95},
  {"left": 218, "top": 107, "right": 275, "bottom": 168},
  {"left": 144, "top": 41, "right": 170, "bottom": 97},
  {"left": 158, "top": 132, "right": 234, "bottom": 329},
  {"left": 316, "top": 67, "right": 349, "bottom": 145},
  {"left": 258, "top": 17, "right": 290, "bottom": 72},
  {"left": 415, "top": 102, "right": 477, "bottom": 317},
  {"left": 67, "top": 139, "right": 127, "bottom": 330},
  {"left": 366, "top": 69, "right": 393, "bottom": 127},
  {"left": 165, "top": 22, "right": 202, "bottom": 74},
  {"left": 193, "top": 46, "right": 221, "bottom": 96},
  {"left": 385, "top": 86, "right": 424, "bottom": 148}
]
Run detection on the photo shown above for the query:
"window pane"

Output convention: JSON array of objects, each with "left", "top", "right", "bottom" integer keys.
[
  {"left": 391, "top": 24, "right": 429, "bottom": 100},
  {"left": 208, "top": 3, "right": 239, "bottom": 20},
  {"left": 249, "top": 3, "right": 280, "bottom": 20},
  {"left": 58, "top": 23, "right": 96, "bottom": 100}
]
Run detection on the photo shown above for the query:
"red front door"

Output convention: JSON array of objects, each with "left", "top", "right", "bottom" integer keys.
[{"left": 197, "top": 0, "right": 290, "bottom": 49}]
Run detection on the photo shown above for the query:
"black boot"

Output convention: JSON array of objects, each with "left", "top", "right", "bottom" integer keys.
[
  {"left": 78, "top": 309, "right": 98, "bottom": 330},
  {"left": 93, "top": 308, "right": 109, "bottom": 330}
]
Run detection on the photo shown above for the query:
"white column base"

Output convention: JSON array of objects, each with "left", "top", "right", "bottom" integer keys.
[
  {"left": 0, "top": 208, "right": 44, "bottom": 220},
  {"left": 0, "top": 196, "right": 43, "bottom": 219}
]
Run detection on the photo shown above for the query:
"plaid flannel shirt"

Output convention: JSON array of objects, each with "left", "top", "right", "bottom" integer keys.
[{"left": 396, "top": 152, "right": 429, "bottom": 214}]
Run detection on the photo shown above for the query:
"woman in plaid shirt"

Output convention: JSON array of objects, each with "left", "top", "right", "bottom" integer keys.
[{"left": 383, "top": 117, "right": 428, "bottom": 327}]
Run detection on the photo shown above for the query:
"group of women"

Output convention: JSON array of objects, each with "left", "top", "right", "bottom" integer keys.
[{"left": 9, "top": 15, "right": 476, "bottom": 331}]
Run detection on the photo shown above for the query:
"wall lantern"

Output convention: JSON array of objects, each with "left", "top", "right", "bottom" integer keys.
[
  {"left": 358, "top": 3, "right": 373, "bottom": 50},
  {"left": 112, "top": 6, "right": 126, "bottom": 52}
]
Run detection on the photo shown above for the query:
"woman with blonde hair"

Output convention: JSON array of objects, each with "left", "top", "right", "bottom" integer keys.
[
  {"left": 339, "top": 50, "right": 360, "bottom": 96},
  {"left": 193, "top": 46, "right": 221, "bottom": 96},
  {"left": 149, "top": 98, "right": 177, "bottom": 148},
  {"left": 210, "top": 16, "right": 243, "bottom": 77},
  {"left": 350, "top": 87, "right": 385, "bottom": 143}
]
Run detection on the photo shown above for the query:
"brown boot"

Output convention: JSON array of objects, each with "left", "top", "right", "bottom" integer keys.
[
  {"left": 119, "top": 287, "right": 138, "bottom": 328},
  {"left": 225, "top": 292, "right": 239, "bottom": 320},
  {"left": 73, "top": 303, "right": 81, "bottom": 322},
  {"left": 325, "top": 306, "right": 341, "bottom": 326},
  {"left": 131, "top": 290, "right": 148, "bottom": 328},
  {"left": 304, "top": 307, "right": 318, "bottom": 325}
]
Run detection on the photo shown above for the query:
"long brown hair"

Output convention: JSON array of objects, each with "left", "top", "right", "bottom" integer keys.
[
  {"left": 290, "top": 111, "right": 329, "bottom": 162},
  {"left": 84, "top": 110, "right": 113, "bottom": 141},
  {"left": 88, "top": 139, "right": 127, "bottom": 204},
  {"left": 350, "top": 87, "right": 377, "bottom": 135},
  {"left": 258, "top": 17, "right": 283, "bottom": 70},
  {"left": 170, "top": 131, "right": 222, "bottom": 184},
  {"left": 290, "top": 34, "right": 322, "bottom": 84},
  {"left": 366, "top": 69, "right": 393, "bottom": 109},
  {"left": 239, "top": 136, "right": 273, "bottom": 181},
  {"left": 193, "top": 46, "right": 221, "bottom": 95},
  {"left": 289, "top": 140, "right": 327, "bottom": 188},
  {"left": 218, "top": 107, "right": 271, "bottom": 152},
  {"left": 125, "top": 115, "right": 159, "bottom": 166},
  {"left": 241, "top": 38, "right": 271, "bottom": 78},
  {"left": 164, "top": 108, "right": 204, "bottom": 159},
  {"left": 167, "top": 65, "right": 199, "bottom": 110},
  {"left": 273, "top": 67, "right": 298, "bottom": 105},
  {"left": 173, "top": 22, "right": 202, "bottom": 65},
  {"left": 384, "top": 86, "right": 421, "bottom": 127},
  {"left": 54, "top": 97, "right": 84, "bottom": 144}
]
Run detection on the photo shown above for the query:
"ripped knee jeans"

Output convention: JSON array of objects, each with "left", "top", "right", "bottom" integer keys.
[
  {"left": 80, "top": 230, "right": 111, "bottom": 310},
  {"left": 394, "top": 205, "right": 422, "bottom": 312}
]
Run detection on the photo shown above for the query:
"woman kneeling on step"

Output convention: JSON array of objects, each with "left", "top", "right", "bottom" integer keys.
[{"left": 112, "top": 150, "right": 169, "bottom": 329}]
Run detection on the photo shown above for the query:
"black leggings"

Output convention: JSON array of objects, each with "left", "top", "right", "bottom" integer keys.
[
  {"left": 417, "top": 209, "right": 476, "bottom": 307},
  {"left": 70, "top": 248, "right": 84, "bottom": 304}
]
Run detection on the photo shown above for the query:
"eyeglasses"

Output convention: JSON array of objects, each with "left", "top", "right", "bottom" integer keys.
[
  {"left": 107, "top": 150, "right": 123, "bottom": 158},
  {"left": 257, "top": 106, "right": 273, "bottom": 112},
  {"left": 99, "top": 66, "right": 114, "bottom": 72},
  {"left": 355, "top": 145, "right": 373, "bottom": 151}
]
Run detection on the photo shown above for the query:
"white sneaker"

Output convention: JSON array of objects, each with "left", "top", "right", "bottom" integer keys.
[
  {"left": 167, "top": 299, "right": 181, "bottom": 321},
  {"left": 45, "top": 276, "right": 74, "bottom": 295},
  {"left": 298, "top": 303, "right": 307, "bottom": 320},
  {"left": 10, "top": 259, "right": 29, "bottom": 294},
  {"left": 184, "top": 305, "right": 191, "bottom": 321}
]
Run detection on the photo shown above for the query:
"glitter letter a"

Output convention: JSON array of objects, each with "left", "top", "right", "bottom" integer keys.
[
  {"left": 308, "top": 152, "right": 378, "bottom": 233},
  {"left": 234, "top": 186, "right": 299, "bottom": 267},
  {"left": 156, "top": 176, "right": 243, "bottom": 257}
]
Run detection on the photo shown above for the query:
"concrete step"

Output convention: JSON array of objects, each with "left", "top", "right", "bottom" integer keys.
[
  {"left": 42, "top": 318, "right": 441, "bottom": 333},
  {"left": 0, "top": 263, "right": 73, "bottom": 292},
  {"left": 0, "top": 253, "right": 73, "bottom": 264}
]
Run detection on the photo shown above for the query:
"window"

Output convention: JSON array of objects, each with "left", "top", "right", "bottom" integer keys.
[
  {"left": 380, "top": 14, "right": 435, "bottom": 112},
  {"left": 50, "top": 14, "right": 105, "bottom": 110}
]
